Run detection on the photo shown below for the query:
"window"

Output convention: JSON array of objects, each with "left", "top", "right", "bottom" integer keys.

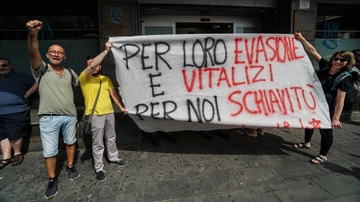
[
  {"left": 145, "top": 27, "right": 173, "bottom": 35},
  {"left": 315, "top": 4, "right": 360, "bottom": 39},
  {"left": 0, "top": 15, "right": 99, "bottom": 40},
  {"left": 236, "top": 27, "right": 259, "bottom": 33}
]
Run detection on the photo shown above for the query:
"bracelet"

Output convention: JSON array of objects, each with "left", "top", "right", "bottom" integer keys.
[{"left": 24, "top": 93, "right": 29, "bottom": 98}]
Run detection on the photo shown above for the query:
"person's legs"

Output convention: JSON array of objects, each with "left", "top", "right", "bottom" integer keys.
[
  {"left": 10, "top": 138, "right": 23, "bottom": 156},
  {"left": 44, "top": 156, "right": 58, "bottom": 199},
  {"left": 294, "top": 129, "right": 313, "bottom": 149},
  {"left": 1, "top": 111, "right": 29, "bottom": 166},
  {"left": 104, "top": 114, "right": 120, "bottom": 162},
  {"left": 104, "top": 114, "right": 127, "bottom": 167},
  {"left": 304, "top": 128, "right": 314, "bottom": 143},
  {"left": 45, "top": 156, "right": 57, "bottom": 178},
  {"left": 91, "top": 115, "right": 106, "bottom": 172},
  {"left": 10, "top": 137, "right": 24, "bottom": 166},
  {"left": 309, "top": 128, "right": 332, "bottom": 165},
  {"left": 40, "top": 115, "right": 77, "bottom": 199},
  {"left": 61, "top": 115, "right": 79, "bottom": 181},
  {"left": 319, "top": 128, "right": 333, "bottom": 156},
  {"left": 0, "top": 138, "right": 12, "bottom": 170},
  {"left": 40, "top": 115, "right": 61, "bottom": 177},
  {"left": 0, "top": 138, "right": 12, "bottom": 159},
  {"left": 65, "top": 144, "right": 76, "bottom": 167}
]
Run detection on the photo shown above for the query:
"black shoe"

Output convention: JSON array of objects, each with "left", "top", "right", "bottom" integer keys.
[
  {"left": 150, "top": 136, "right": 159, "bottom": 147},
  {"left": 201, "top": 131, "right": 213, "bottom": 140},
  {"left": 66, "top": 165, "right": 80, "bottom": 181},
  {"left": 109, "top": 160, "right": 127, "bottom": 167},
  {"left": 45, "top": 177, "right": 58, "bottom": 199},
  {"left": 96, "top": 171, "right": 106, "bottom": 182},
  {"left": 166, "top": 135, "right": 177, "bottom": 144}
]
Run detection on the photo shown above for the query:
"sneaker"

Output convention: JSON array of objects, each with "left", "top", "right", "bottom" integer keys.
[
  {"left": 245, "top": 129, "right": 257, "bottom": 137},
  {"left": 66, "top": 165, "right": 80, "bottom": 181},
  {"left": 96, "top": 171, "right": 106, "bottom": 182},
  {"left": 109, "top": 160, "right": 127, "bottom": 167},
  {"left": 45, "top": 177, "right": 58, "bottom": 199}
]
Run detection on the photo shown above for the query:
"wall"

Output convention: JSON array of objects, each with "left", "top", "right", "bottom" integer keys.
[{"left": 0, "top": 39, "right": 100, "bottom": 76}]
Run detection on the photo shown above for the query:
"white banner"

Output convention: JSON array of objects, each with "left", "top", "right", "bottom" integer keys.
[{"left": 109, "top": 34, "right": 331, "bottom": 132}]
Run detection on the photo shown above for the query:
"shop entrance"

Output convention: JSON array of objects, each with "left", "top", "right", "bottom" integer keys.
[{"left": 176, "top": 22, "right": 233, "bottom": 34}]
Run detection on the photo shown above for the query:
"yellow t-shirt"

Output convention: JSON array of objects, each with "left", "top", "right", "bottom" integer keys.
[{"left": 79, "top": 71, "right": 115, "bottom": 115}]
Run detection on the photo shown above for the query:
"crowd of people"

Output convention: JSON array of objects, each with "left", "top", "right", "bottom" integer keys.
[{"left": 0, "top": 19, "right": 359, "bottom": 199}]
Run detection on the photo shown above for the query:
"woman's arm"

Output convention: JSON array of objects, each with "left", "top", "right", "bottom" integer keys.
[
  {"left": 331, "top": 89, "right": 346, "bottom": 129},
  {"left": 294, "top": 33, "right": 322, "bottom": 63}
]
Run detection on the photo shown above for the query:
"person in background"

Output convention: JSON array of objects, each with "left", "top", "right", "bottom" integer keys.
[
  {"left": 293, "top": 33, "right": 355, "bottom": 165},
  {"left": 351, "top": 49, "right": 360, "bottom": 110},
  {"left": 0, "top": 58, "right": 37, "bottom": 170},
  {"left": 79, "top": 42, "right": 128, "bottom": 182},
  {"left": 352, "top": 49, "right": 360, "bottom": 66},
  {"left": 26, "top": 20, "right": 80, "bottom": 199}
]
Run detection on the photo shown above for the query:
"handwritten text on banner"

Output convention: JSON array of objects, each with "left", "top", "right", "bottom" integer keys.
[{"left": 109, "top": 34, "right": 331, "bottom": 132}]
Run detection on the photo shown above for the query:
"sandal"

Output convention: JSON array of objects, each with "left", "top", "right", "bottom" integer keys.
[
  {"left": 12, "top": 154, "right": 24, "bottom": 166},
  {"left": 0, "top": 158, "right": 12, "bottom": 170},
  {"left": 310, "top": 155, "right": 327, "bottom": 165},
  {"left": 293, "top": 142, "right": 310, "bottom": 149},
  {"left": 256, "top": 128, "right": 265, "bottom": 136}
]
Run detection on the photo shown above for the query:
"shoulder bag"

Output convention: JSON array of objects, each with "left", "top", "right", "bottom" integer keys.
[{"left": 78, "top": 79, "right": 102, "bottom": 138}]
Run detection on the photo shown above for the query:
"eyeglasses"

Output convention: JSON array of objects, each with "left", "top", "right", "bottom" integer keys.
[
  {"left": 48, "top": 50, "right": 65, "bottom": 56},
  {"left": 0, "top": 64, "right": 9, "bottom": 67},
  {"left": 333, "top": 58, "right": 347, "bottom": 62}
]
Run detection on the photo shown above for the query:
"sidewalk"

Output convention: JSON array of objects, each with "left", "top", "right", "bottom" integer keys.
[{"left": 1, "top": 120, "right": 360, "bottom": 202}]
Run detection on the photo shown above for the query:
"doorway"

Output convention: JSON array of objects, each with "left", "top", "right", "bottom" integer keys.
[{"left": 176, "top": 22, "right": 233, "bottom": 34}]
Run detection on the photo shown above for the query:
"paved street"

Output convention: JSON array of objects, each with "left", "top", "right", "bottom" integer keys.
[{"left": 1, "top": 120, "right": 360, "bottom": 202}]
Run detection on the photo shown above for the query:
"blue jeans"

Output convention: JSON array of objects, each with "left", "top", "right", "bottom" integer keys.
[{"left": 39, "top": 115, "right": 77, "bottom": 157}]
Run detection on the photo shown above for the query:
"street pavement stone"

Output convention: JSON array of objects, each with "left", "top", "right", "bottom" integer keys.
[{"left": 0, "top": 120, "right": 360, "bottom": 202}]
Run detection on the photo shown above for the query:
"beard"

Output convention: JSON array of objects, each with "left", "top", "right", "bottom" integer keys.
[{"left": 0, "top": 70, "right": 7, "bottom": 76}]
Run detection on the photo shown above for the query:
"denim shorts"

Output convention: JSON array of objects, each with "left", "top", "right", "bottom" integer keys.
[{"left": 39, "top": 115, "right": 77, "bottom": 157}]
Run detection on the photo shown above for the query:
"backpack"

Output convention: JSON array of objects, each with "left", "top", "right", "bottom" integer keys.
[
  {"left": 331, "top": 66, "right": 360, "bottom": 102},
  {"left": 38, "top": 64, "right": 77, "bottom": 86}
]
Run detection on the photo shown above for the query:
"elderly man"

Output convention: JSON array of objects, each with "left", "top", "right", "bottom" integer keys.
[
  {"left": 0, "top": 58, "right": 37, "bottom": 169},
  {"left": 26, "top": 20, "right": 80, "bottom": 199}
]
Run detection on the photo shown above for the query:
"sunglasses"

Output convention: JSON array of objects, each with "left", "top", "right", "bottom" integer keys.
[
  {"left": 1, "top": 64, "right": 9, "bottom": 67},
  {"left": 333, "top": 58, "right": 347, "bottom": 62}
]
